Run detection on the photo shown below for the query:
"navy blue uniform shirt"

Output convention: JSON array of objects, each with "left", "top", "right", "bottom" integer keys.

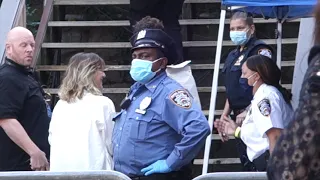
[{"left": 222, "top": 38, "right": 273, "bottom": 111}]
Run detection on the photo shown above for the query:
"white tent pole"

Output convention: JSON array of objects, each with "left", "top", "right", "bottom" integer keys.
[
  {"left": 202, "top": 8, "right": 226, "bottom": 175},
  {"left": 292, "top": 17, "right": 315, "bottom": 110},
  {"left": 276, "top": 22, "right": 282, "bottom": 69}
]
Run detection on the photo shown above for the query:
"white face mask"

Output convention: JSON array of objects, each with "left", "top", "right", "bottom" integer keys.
[{"left": 247, "top": 72, "right": 258, "bottom": 86}]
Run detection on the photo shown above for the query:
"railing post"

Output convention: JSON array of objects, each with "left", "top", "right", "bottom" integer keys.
[
  {"left": 16, "top": 0, "right": 26, "bottom": 27},
  {"left": 0, "top": 0, "right": 23, "bottom": 64}
]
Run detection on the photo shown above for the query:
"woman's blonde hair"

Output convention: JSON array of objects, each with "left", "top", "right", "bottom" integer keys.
[{"left": 59, "top": 52, "right": 105, "bottom": 103}]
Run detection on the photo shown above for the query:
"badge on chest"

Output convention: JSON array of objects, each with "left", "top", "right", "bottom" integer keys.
[
  {"left": 234, "top": 55, "right": 244, "bottom": 66},
  {"left": 135, "top": 97, "right": 152, "bottom": 114}
]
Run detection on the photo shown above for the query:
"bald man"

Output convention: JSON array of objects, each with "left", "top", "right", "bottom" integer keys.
[{"left": 0, "top": 27, "right": 50, "bottom": 171}]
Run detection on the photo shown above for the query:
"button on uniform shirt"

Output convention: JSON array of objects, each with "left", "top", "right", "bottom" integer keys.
[
  {"left": 112, "top": 71, "right": 210, "bottom": 177},
  {"left": 49, "top": 93, "right": 115, "bottom": 171},
  {"left": 240, "top": 83, "right": 293, "bottom": 162},
  {"left": 0, "top": 58, "right": 50, "bottom": 171},
  {"left": 222, "top": 38, "right": 274, "bottom": 111}
]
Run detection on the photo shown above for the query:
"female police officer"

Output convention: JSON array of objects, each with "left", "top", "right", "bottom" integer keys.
[
  {"left": 220, "top": 11, "right": 275, "bottom": 170},
  {"left": 215, "top": 55, "right": 293, "bottom": 171}
]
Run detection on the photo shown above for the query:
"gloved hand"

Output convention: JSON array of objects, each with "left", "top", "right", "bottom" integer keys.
[{"left": 141, "top": 160, "right": 172, "bottom": 176}]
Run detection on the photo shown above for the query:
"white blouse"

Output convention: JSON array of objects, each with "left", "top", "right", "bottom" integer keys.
[
  {"left": 241, "top": 84, "right": 293, "bottom": 162},
  {"left": 48, "top": 93, "right": 115, "bottom": 171}
]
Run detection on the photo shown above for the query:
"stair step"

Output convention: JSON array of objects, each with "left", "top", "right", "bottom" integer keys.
[
  {"left": 48, "top": 19, "right": 300, "bottom": 27},
  {"left": 54, "top": 0, "right": 220, "bottom": 5},
  {"left": 42, "top": 39, "right": 298, "bottom": 48},
  {"left": 36, "top": 61, "right": 295, "bottom": 71},
  {"left": 193, "top": 158, "right": 240, "bottom": 165},
  {"left": 44, "top": 84, "right": 292, "bottom": 94}
]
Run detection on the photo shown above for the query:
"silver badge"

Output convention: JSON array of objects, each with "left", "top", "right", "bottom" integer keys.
[
  {"left": 135, "top": 97, "right": 152, "bottom": 114},
  {"left": 136, "top": 30, "right": 146, "bottom": 40}
]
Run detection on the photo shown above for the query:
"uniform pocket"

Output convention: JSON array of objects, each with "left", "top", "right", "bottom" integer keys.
[{"left": 130, "top": 111, "right": 154, "bottom": 140}]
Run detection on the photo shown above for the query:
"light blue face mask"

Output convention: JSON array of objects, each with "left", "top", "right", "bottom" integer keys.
[
  {"left": 129, "top": 58, "right": 162, "bottom": 84},
  {"left": 230, "top": 30, "right": 250, "bottom": 45}
]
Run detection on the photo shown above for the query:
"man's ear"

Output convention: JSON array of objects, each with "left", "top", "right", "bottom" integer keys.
[
  {"left": 5, "top": 43, "right": 12, "bottom": 56},
  {"left": 5, "top": 43, "right": 10, "bottom": 52},
  {"left": 161, "top": 57, "right": 168, "bottom": 68}
]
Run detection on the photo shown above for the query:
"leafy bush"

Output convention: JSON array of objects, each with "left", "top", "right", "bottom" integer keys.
[{"left": 26, "top": 1, "right": 40, "bottom": 35}]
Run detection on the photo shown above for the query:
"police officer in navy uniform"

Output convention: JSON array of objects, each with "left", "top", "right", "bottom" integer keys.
[
  {"left": 112, "top": 20, "right": 211, "bottom": 179},
  {"left": 219, "top": 12, "right": 275, "bottom": 171}
]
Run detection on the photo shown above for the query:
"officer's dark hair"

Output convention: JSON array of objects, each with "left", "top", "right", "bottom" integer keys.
[
  {"left": 231, "top": 11, "right": 254, "bottom": 27},
  {"left": 132, "top": 16, "right": 165, "bottom": 59},
  {"left": 133, "top": 16, "right": 165, "bottom": 33},
  {"left": 246, "top": 55, "right": 292, "bottom": 104}
]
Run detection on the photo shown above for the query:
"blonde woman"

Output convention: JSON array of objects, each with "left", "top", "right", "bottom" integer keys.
[{"left": 48, "top": 53, "right": 115, "bottom": 171}]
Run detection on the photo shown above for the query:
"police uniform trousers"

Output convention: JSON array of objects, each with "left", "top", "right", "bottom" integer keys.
[
  {"left": 130, "top": 165, "right": 192, "bottom": 180},
  {"left": 130, "top": 0, "right": 185, "bottom": 63}
]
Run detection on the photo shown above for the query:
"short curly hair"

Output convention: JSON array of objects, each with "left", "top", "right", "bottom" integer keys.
[{"left": 133, "top": 16, "right": 164, "bottom": 34}]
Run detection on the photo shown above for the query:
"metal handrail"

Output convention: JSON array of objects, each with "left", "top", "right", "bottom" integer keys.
[
  {"left": 32, "top": 0, "right": 54, "bottom": 68},
  {"left": 0, "top": 0, "right": 26, "bottom": 64},
  {"left": 193, "top": 172, "right": 268, "bottom": 180},
  {"left": 0, "top": 170, "right": 131, "bottom": 180}
]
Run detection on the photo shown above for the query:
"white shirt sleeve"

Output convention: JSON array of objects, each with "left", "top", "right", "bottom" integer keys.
[
  {"left": 94, "top": 97, "right": 115, "bottom": 170},
  {"left": 103, "top": 98, "right": 115, "bottom": 156},
  {"left": 254, "top": 92, "right": 284, "bottom": 138},
  {"left": 48, "top": 100, "right": 61, "bottom": 145}
]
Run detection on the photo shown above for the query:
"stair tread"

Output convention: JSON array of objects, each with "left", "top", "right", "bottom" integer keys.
[
  {"left": 41, "top": 39, "right": 298, "bottom": 48},
  {"left": 36, "top": 61, "right": 295, "bottom": 71},
  {"left": 48, "top": 19, "right": 300, "bottom": 27},
  {"left": 54, "top": 0, "right": 220, "bottom": 5}
]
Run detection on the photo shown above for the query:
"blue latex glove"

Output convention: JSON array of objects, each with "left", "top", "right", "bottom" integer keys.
[{"left": 141, "top": 160, "right": 172, "bottom": 176}]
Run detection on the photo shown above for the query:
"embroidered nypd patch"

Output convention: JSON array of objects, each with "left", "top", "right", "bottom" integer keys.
[
  {"left": 169, "top": 90, "right": 192, "bottom": 108},
  {"left": 257, "top": 99, "right": 271, "bottom": 116},
  {"left": 258, "top": 48, "right": 272, "bottom": 59}
]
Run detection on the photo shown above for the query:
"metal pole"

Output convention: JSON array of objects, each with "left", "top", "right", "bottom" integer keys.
[
  {"left": 276, "top": 22, "right": 282, "bottom": 69},
  {"left": 201, "top": 8, "right": 226, "bottom": 175},
  {"left": 0, "top": 0, "right": 20, "bottom": 64}
]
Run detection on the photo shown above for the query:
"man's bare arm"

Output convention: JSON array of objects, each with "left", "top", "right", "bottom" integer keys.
[
  {"left": 0, "top": 118, "right": 41, "bottom": 155},
  {"left": 0, "top": 118, "right": 49, "bottom": 170}
]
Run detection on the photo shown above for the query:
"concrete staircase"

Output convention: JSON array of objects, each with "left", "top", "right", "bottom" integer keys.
[{"left": 35, "top": 0, "right": 300, "bottom": 177}]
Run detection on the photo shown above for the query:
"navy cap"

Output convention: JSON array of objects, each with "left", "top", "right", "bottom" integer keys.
[{"left": 130, "top": 29, "right": 178, "bottom": 65}]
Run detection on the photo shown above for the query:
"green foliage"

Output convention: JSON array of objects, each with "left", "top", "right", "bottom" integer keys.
[{"left": 26, "top": 2, "right": 40, "bottom": 36}]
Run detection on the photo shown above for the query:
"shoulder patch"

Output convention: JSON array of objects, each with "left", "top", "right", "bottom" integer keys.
[
  {"left": 258, "top": 48, "right": 272, "bottom": 59},
  {"left": 257, "top": 99, "right": 271, "bottom": 116},
  {"left": 169, "top": 89, "right": 192, "bottom": 109}
]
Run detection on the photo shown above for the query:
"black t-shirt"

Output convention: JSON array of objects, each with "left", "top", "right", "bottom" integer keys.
[{"left": 0, "top": 58, "right": 50, "bottom": 171}]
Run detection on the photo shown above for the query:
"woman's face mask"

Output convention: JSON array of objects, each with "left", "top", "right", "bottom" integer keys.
[
  {"left": 129, "top": 58, "right": 162, "bottom": 84},
  {"left": 230, "top": 28, "right": 250, "bottom": 46},
  {"left": 239, "top": 72, "right": 258, "bottom": 88}
]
